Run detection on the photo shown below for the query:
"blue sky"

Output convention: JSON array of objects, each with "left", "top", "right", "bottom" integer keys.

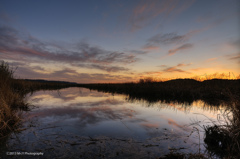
[{"left": 0, "top": 0, "right": 239, "bottom": 83}]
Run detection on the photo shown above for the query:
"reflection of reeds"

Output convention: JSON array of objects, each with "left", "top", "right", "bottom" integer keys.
[{"left": 79, "top": 78, "right": 240, "bottom": 106}]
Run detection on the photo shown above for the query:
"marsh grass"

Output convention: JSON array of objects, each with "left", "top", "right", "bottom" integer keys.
[
  {"left": 203, "top": 92, "right": 240, "bottom": 158},
  {"left": 0, "top": 61, "right": 24, "bottom": 138}
]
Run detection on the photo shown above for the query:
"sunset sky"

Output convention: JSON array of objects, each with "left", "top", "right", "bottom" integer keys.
[{"left": 0, "top": 0, "right": 239, "bottom": 83}]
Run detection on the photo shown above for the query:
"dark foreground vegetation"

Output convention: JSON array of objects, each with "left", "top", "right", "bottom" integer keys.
[{"left": 1, "top": 60, "right": 239, "bottom": 158}]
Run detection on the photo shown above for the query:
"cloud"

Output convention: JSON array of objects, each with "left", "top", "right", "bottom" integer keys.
[
  {"left": 13, "top": 64, "right": 134, "bottom": 83},
  {"left": 147, "top": 30, "right": 201, "bottom": 46},
  {"left": 227, "top": 54, "right": 240, "bottom": 64},
  {"left": 142, "top": 45, "right": 160, "bottom": 51},
  {"left": 158, "top": 65, "right": 167, "bottom": 67},
  {"left": 176, "top": 63, "right": 192, "bottom": 67},
  {"left": 90, "top": 64, "right": 129, "bottom": 72},
  {"left": 143, "top": 29, "right": 200, "bottom": 53},
  {"left": 148, "top": 32, "right": 187, "bottom": 45},
  {"left": 74, "top": 63, "right": 130, "bottom": 73},
  {"left": 162, "top": 63, "right": 192, "bottom": 73},
  {"left": 129, "top": 0, "right": 195, "bottom": 31},
  {"left": 229, "top": 38, "right": 240, "bottom": 49},
  {"left": 168, "top": 43, "right": 193, "bottom": 56},
  {"left": 206, "top": 57, "right": 217, "bottom": 62},
  {"left": 138, "top": 63, "right": 192, "bottom": 77},
  {"left": 138, "top": 71, "right": 163, "bottom": 78},
  {"left": 129, "top": 49, "right": 147, "bottom": 55},
  {"left": 228, "top": 55, "right": 240, "bottom": 60},
  {"left": 163, "top": 67, "right": 187, "bottom": 73},
  {"left": 0, "top": 25, "right": 138, "bottom": 73}
]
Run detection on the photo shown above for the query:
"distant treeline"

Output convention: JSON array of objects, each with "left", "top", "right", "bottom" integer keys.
[
  {"left": 78, "top": 79, "right": 240, "bottom": 106},
  {"left": 24, "top": 79, "right": 77, "bottom": 84}
]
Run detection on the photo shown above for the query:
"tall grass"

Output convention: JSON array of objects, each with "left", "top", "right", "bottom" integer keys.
[
  {"left": 0, "top": 61, "right": 25, "bottom": 138},
  {"left": 203, "top": 92, "right": 240, "bottom": 158}
]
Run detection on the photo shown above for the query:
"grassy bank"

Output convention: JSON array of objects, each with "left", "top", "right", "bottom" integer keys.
[
  {"left": 0, "top": 61, "right": 77, "bottom": 139},
  {"left": 0, "top": 61, "right": 24, "bottom": 139}
]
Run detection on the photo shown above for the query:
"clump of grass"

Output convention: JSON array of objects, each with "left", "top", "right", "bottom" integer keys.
[
  {"left": 203, "top": 92, "right": 240, "bottom": 158},
  {"left": 0, "top": 61, "right": 25, "bottom": 138}
]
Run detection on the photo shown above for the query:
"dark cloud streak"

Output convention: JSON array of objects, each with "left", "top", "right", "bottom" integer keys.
[
  {"left": 168, "top": 43, "right": 193, "bottom": 56},
  {"left": 148, "top": 32, "right": 187, "bottom": 45},
  {"left": 162, "top": 63, "right": 192, "bottom": 73}
]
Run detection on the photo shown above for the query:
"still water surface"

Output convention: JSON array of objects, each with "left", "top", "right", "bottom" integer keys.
[{"left": 6, "top": 87, "right": 226, "bottom": 158}]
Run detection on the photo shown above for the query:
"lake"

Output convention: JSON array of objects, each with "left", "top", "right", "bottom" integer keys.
[{"left": 3, "top": 87, "right": 227, "bottom": 158}]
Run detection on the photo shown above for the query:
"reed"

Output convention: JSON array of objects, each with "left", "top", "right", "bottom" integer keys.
[
  {"left": 203, "top": 91, "right": 240, "bottom": 158},
  {"left": 0, "top": 61, "right": 24, "bottom": 138}
]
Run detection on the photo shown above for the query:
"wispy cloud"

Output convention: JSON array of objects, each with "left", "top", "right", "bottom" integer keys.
[
  {"left": 142, "top": 45, "right": 160, "bottom": 51},
  {"left": 129, "top": 49, "right": 147, "bottom": 55},
  {"left": 130, "top": 0, "right": 195, "bottom": 31},
  {"left": 168, "top": 43, "right": 193, "bottom": 56},
  {"left": 162, "top": 63, "right": 192, "bottom": 73},
  {"left": 228, "top": 55, "right": 240, "bottom": 60},
  {"left": 144, "top": 29, "right": 200, "bottom": 53},
  {"left": 229, "top": 38, "right": 240, "bottom": 49},
  {"left": 74, "top": 63, "right": 130, "bottom": 73},
  {"left": 206, "top": 57, "right": 217, "bottom": 62},
  {"left": 176, "top": 63, "right": 192, "bottom": 67},
  {"left": 163, "top": 67, "right": 188, "bottom": 73},
  {"left": 227, "top": 54, "right": 240, "bottom": 64},
  {"left": 158, "top": 64, "right": 167, "bottom": 67},
  {"left": 148, "top": 32, "right": 187, "bottom": 45}
]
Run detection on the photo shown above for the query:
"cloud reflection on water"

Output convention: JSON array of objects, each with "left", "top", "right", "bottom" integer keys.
[{"left": 9, "top": 87, "right": 225, "bottom": 157}]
